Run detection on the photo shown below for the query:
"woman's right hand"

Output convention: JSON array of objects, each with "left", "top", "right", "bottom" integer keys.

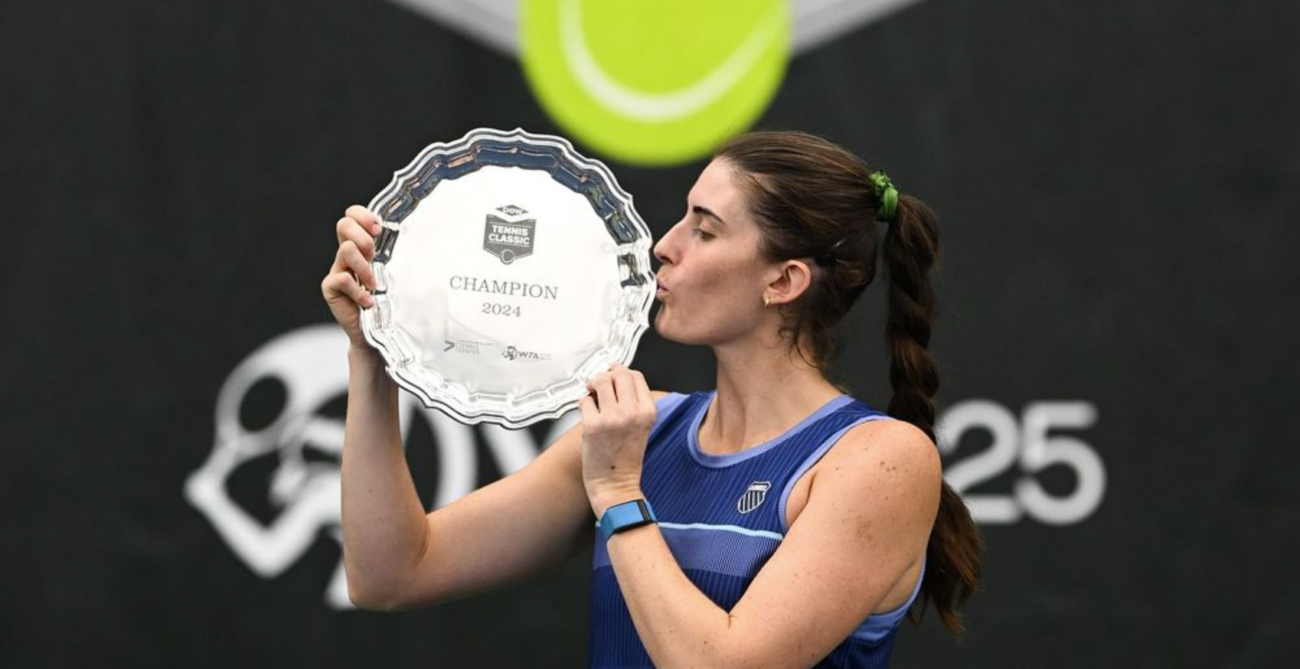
[{"left": 321, "top": 205, "right": 384, "bottom": 347}]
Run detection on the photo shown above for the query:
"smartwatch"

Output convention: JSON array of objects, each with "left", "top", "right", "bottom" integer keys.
[{"left": 599, "top": 499, "right": 657, "bottom": 539}]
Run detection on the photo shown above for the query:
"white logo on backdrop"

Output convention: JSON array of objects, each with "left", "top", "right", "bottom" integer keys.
[{"left": 184, "top": 324, "right": 577, "bottom": 609}]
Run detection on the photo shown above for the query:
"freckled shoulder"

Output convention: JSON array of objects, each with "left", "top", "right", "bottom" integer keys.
[{"left": 811, "top": 418, "right": 942, "bottom": 489}]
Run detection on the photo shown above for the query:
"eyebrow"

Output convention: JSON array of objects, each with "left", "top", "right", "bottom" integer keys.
[{"left": 692, "top": 205, "right": 727, "bottom": 227}]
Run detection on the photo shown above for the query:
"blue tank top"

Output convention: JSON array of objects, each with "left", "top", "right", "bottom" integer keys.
[{"left": 589, "top": 391, "right": 926, "bottom": 668}]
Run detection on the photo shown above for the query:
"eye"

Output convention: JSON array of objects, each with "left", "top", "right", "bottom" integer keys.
[{"left": 690, "top": 222, "right": 714, "bottom": 240}]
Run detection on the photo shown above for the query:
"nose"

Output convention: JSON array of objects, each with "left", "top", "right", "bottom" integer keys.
[
  {"left": 653, "top": 238, "right": 668, "bottom": 267},
  {"left": 653, "top": 219, "right": 681, "bottom": 266}
]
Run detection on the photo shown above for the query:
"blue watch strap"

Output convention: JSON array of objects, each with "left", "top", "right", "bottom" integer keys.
[{"left": 599, "top": 499, "right": 657, "bottom": 539}]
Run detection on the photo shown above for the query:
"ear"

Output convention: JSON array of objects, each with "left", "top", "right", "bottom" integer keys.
[{"left": 764, "top": 259, "right": 814, "bottom": 307}]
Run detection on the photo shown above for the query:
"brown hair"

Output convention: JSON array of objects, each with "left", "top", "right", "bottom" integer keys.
[{"left": 716, "top": 130, "right": 983, "bottom": 635}]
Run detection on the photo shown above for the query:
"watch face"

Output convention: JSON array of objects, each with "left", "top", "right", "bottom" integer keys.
[{"left": 360, "top": 128, "right": 655, "bottom": 428}]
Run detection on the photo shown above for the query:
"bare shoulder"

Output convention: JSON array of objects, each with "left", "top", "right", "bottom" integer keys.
[
  {"left": 829, "top": 418, "right": 939, "bottom": 464},
  {"left": 650, "top": 390, "right": 672, "bottom": 401},
  {"left": 814, "top": 418, "right": 942, "bottom": 504}
]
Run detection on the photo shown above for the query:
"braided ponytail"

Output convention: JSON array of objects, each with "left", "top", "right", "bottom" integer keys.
[
  {"left": 884, "top": 194, "right": 983, "bottom": 635},
  {"left": 882, "top": 193, "right": 939, "bottom": 437}
]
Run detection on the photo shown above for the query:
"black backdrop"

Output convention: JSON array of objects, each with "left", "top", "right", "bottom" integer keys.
[{"left": 3, "top": 1, "right": 1298, "bottom": 667}]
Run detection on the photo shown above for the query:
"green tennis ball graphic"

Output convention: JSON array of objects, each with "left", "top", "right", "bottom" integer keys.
[{"left": 521, "top": 0, "right": 790, "bottom": 166}]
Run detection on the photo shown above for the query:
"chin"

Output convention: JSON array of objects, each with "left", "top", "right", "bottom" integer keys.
[
  {"left": 652, "top": 307, "right": 710, "bottom": 347},
  {"left": 652, "top": 308, "right": 676, "bottom": 341},
  {"left": 652, "top": 307, "right": 685, "bottom": 343}
]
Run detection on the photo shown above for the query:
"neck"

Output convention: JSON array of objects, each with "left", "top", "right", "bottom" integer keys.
[{"left": 700, "top": 333, "right": 844, "bottom": 456}]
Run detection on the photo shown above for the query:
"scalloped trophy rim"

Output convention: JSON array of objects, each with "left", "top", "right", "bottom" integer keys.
[{"left": 358, "top": 127, "right": 655, "bottom": 429}]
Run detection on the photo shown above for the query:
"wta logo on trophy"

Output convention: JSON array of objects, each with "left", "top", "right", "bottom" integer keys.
[{"left": 484, "top": 204, "right": 536, "bottom": 265}]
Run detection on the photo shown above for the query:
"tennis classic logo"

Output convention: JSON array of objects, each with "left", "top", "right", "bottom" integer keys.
[{"left": 483, "top": 204, "right": 536, "bottom": 264}]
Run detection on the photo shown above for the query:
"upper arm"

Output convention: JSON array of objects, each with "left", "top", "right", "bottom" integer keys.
[{"left": 722, "top": 419, "right": 942, "bottom": 665}]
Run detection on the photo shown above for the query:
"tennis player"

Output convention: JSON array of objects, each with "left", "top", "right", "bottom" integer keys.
[{"left": 322, "top": 130, "right": 982, "bottom": 668}]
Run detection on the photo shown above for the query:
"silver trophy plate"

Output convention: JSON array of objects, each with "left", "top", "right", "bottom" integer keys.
[{"left": 359, "top": 128, "right": 655, "bottom": 428}]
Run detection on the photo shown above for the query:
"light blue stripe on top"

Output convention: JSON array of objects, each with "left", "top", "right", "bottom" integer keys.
[
  {"left": 589, "top": 521, "right": 782, "bottom": 541},
  {"left": 594, "top": 521, "right": 783, "bottom": 578},
  {"left": 657, "top": 521, "right": 783, "bottom": 541}
]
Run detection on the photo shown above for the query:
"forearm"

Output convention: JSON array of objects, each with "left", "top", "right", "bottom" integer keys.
[
  {"left": 340, "top": 345, "right": 427, "bottom": 608},
  {"left": 605, "top": 520, "right": 740, "bottom": 668}
]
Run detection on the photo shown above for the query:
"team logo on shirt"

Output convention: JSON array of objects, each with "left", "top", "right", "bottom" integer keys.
[{"left": 737, "top": 480, "right": 772, "bottom": 514}]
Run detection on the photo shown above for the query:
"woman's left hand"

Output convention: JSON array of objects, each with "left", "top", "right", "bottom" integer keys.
[{"left": 579, "top": 363, "right": 656, "bottom": 517}]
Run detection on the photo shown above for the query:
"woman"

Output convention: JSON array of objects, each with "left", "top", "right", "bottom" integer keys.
[{"left": 322, "top": 130, "right": 982, "bottom": 668}]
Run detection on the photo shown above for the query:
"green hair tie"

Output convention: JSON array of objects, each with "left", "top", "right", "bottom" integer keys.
[{"left": 869, "top": 170, "right": 899, "bottom": 222}]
